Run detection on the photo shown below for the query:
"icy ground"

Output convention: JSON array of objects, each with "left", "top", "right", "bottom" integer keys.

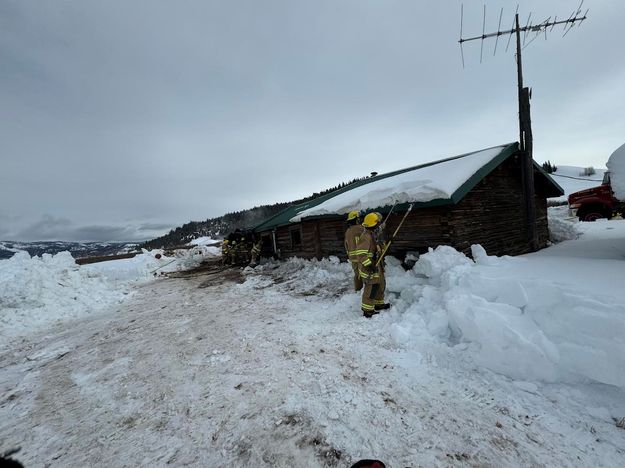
[{"left": 1, "top": 211, "right": 625, "bottom": 466}]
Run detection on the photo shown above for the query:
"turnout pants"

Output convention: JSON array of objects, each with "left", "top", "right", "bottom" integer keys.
[
  {"left": 361, "top": 271, "right": 386, "bottom": 314},
  {"left": 351, "top": 262, "right": 363, "bottom": 292}
]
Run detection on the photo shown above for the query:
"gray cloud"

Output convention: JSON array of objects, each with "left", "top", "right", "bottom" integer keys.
[
  {"left": 11, "top": 215, "right": 174, "bottom": 242},
  {"left": 1, "top": 0, "right": 624, "bottom": 241}
]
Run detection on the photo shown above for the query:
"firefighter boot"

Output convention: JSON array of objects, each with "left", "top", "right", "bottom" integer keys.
[{"left": 362, "top": 309, "right": 380, "bottom": 318}]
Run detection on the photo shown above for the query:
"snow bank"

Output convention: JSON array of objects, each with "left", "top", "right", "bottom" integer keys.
[
  {"left": 547, "top": 206, "right": 580, "bottom": 242},
  {"left": 0, "top": 250, "right": 183, "bottom": 340},
  {"left": 290, "top": 145, "right": 508, "bottom": 221},
  {"left": 247, "top": 256, "right": 351, "bottom": 300},
  {"left": 189, "top": 236, "right": 220, "bottom": 248},
  {"left": 387, "top": 246, "right": 625, "bottom": 388},
  {"left": 0, "top": 244, "right": 223, "bottom": 340},
  {"left": 0, "top": 251, "right": 127, "bottom": 339},
  {"left": 174, "top": 245, "right": 220, "bottom": 268},
  {"left": 606, "top": 142, "right": 625, "bottom": 200}
]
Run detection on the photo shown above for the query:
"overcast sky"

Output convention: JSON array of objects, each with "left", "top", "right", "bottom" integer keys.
[{"left": 1, "top": 0, "right": 623, "bottom": 242}]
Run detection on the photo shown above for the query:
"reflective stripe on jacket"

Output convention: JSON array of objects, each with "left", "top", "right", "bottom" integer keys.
[{"left": 355, "top": 228, "right": 383, "bottom": 283}]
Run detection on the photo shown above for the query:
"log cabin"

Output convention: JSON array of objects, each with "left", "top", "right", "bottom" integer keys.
[{"left": 254, "top": 142, "right": 563, "bottom": 261}]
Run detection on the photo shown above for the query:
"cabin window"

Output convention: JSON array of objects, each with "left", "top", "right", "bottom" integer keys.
[{"left": 290, "top": 228, "right": 302, "bottom": 248}]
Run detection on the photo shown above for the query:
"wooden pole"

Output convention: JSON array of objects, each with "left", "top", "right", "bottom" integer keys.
[
  {"left": 515, "top": 14, "right": 538, "bottom": 251},
  {"left": 515, "top": 14, "right": 524, "bottom": 152}
]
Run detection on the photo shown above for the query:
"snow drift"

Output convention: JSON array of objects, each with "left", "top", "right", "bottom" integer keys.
[
  {"left": 387, "top": 246, "right": 625, "bottom": 388},
  {"left": 0, "top": 251, "right": 130, "bottom": 339},
  {"left": 0, "top": 248, "right": 217, "bottom": 340}
]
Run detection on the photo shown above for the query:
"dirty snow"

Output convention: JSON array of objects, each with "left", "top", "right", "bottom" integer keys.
[
  {"left": 1, "top": 209, "right": 625, "bottom": 466},
  {"left": 290, "top": 145, "right": 509, "bottom": 221},
  {"left": 606, "top": 142, "right": 625, "bottom": 200}
]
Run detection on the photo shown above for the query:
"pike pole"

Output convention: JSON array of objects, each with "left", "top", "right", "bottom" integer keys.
[
  {"left": 375, "top": 203, "right": 414, "bottom": 267},
  {"left": 381, "top": 202, "right": 398, "bottom": 227},
  {"left": 150, "top": 259, "right": 177, "bottom": 274}
]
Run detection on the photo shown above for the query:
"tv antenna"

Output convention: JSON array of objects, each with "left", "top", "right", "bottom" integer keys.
[{"left": 458, "top": 1, "right": 588, "bottom": 251}]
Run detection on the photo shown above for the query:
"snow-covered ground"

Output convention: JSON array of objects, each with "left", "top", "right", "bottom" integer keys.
[{"left": 1, "top": 210, "right": 624, "bottom": 466}]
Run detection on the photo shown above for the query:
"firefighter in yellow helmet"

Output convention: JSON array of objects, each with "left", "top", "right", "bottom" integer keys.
[
  {"left": 230, "top": 240, "right": 238, "bottom": 264},
  {"left": 355, "top": 212, "right": 390, "bottom": 317},
  {"left": 221, "top": 239, "right": 231, "bottom": 265},
  {"left": 249, "top": 237, "right": 262, "bottom": 267},
  {"left": 344, "top": 210, "right": 364, "bottom": 291}
]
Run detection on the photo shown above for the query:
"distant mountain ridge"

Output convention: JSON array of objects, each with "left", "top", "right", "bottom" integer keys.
[{"left": 0, "top": 241, "right": 138, "bottom": 260}]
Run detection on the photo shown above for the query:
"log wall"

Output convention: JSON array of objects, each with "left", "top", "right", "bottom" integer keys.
[{"left": 263, "top": 154, "right": 552, "bottom": 260}]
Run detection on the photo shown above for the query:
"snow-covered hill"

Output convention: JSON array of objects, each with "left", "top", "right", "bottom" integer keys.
[
  {"left": 0, "top": 240, "right": 138, "bottom": 260},
  {"left": 546, "top": 165, "right": 607, "bottom": 203}
]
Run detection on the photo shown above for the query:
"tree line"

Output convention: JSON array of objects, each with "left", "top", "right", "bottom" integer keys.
[{"left": 139, "top": 176, "right": 368, "bottom": 249}]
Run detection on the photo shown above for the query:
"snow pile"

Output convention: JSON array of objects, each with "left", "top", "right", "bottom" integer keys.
[
  {"left": 387, "top": 246, "right": 625, "bottom": 388},
  {"left": 82, "top": 249, "right": 173, "bottom": 282},
  {"left": 0, "top": 251, "right": 129, "bottom": 338},
  {"left": 547, "top": 205, "right": 580, "bottom": 242},
  {"left": 606, "top": 142, "right": 625, "bottom": 200},
  {"left": 290, "top": 145, "right": 508, "bottom": 221},
  {"left": 412, "top": 245, "right": 472, "bottom": 280},
  {"left": 0, "top": 250, "right": 180, "bottom": 340},
  {"left": 173, "top": 245, "right": 220, "bottom": 269},
  {"left": 248, "top": 256, "right": 351, "bottom": 299},
  {"left": 189, "top": 236, "right": 220, "bottom": 248}
]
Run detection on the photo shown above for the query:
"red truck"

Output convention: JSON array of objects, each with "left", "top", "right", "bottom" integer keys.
[{"left": 568, "top": 172, "right": 625, "bottom": 221}]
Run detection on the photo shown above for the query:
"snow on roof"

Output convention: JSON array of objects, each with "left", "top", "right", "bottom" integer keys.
[
  {"left": 606, "top": 142, "right": 625, "bottom": 200},
  {"left": 290, "top": 144, "right": 511, "bottom": 222}
]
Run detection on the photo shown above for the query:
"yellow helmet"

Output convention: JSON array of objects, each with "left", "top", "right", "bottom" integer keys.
[
  {"left": 223, "top": 240, "right": 229, "bottom": 244},
  {"left": 362, "top": 212, "right": 381, "bottom": 228},
  {"left": 347, "top": 210, "right": 360, "bottom": 221}
]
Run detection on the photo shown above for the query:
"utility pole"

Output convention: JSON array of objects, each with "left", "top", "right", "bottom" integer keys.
[
  {"left": 459, "top": 2, "right": 588, "bottom": 251},
  {"left": 514, "top": 13, "right": 537, "bottom": 250}
]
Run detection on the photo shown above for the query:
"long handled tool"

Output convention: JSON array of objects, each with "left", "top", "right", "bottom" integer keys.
[
  {"left": 375, "top": 203, "right": 414, "bottom": 267},
  {"left": 381, "top": 202, "right": 398, "bottom": 227},
  {"left": 150, "top": 259, "right": 177, "bottom": 274}
]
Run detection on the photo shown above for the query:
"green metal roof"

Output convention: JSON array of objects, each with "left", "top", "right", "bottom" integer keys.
[{"left": 254, "top": 142, "right": 564, "bottom": 231}]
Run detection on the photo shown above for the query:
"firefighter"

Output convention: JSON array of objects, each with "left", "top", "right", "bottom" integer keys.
[
  {"left": 230, "top": 240, "right": 239, "bottom": 265},
  {"left": 355, "top": 212, "right": 390, "bottom": 318},
  {"left": 344, "top": 210, "right": 364, "bottom": 292},
  {"left": 250, "top": 238, "right": 262, "bottom": 267},
  {"left": 221, "top": 240, "right": 230, "bottom": 265}
]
